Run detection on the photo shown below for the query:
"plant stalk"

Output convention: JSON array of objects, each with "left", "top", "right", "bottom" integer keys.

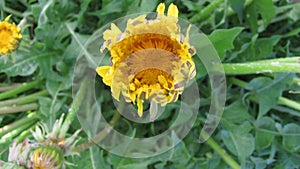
[
  {"left": 0, "top": 113, "right": 38, "bottom": 138},
  {"left": 0, "top": 80, "right": 40, "bottom": 100},
  {"left": 0, "top": 90, "right": 48, "bottom": 106},
  {"left": 223, "top": 57, "right": 300, "bottom": 75},
  {"left": 0, "top": 103, "right": 38, "bottom": 114}
]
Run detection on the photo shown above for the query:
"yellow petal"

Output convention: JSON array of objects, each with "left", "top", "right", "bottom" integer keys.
[
  {"left": 103, "top": 23, "right": 122, "bottom": 41},
  {"left": 4, "top": 14, "right": 12, "bottom": 22},
  {"left": 96, "top": 66, "right": 111, "bottom": 77},
  {"left": 156, "top": 3, "right": 165, "bottom": 15},
  {"left": 137, "top": 98, "right": 143, "bottom": 117},
  {"left": 184, "top": 24, "right": 192, "bottom": 44},
  {"left": 167, "top": 3, "right": 178, "bottom": 17},
  {"left": 96, "top": 66, "right": 112, "bottom": 86}
]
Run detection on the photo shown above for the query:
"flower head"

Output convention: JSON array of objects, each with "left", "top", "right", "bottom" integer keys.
[
  {"left": 96, "top": 3, "right": 196, "bottom": 120},
  {"left": 30, "top": 114, "right": 81, "bottom": 168},
  {"left": 0, "top": 15, "right": 22, "bottom": 55},
  {"left": 7, "top": 139, "right": 32, "bottom": 167},
  {"left": 29, "top": 146, "right": 63, "bottom": 169}
]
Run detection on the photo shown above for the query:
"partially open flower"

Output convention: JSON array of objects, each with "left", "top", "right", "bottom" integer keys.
[
  {"left": 5, "top": 139, "right": 32, "bottom": 168},
  {"left": 30, "top": 115, "right": 81, "bottom": 169},
  {"left": 0, "top": 15, "right": 22, "bottom": 55},
  {"left": 30, "top": 146, "right": 63, "bottom": 169},
  {"left": 96, "top": 3, "right": 196, "bottom": 120}
]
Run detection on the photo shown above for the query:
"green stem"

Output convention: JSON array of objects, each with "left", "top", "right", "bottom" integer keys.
[
  {"left": 0, "top": 103, "right": 38, "bottom": 114},
  {"left": 0, "top": 90, "right": 48, "bottom": 106},
  {"left": 0, "top": 83, "right": 21, "bottom": 92},
  {"left": 0, "top": 121, "right": 36, "bottom": 144},
  {"left": 0, "top": 80, "right": 40, "bottom": 100},
  {"left": 223, "top": 57, "right": 300, "bottom": 75},
  {"left": 190, "top": 0, "right": 225, "bottom": 23},
  {"left": 73, "top": 112, "right": 121, "bottom": 152},
  {"left": 15, "top": 128, "right": 32, "bottom": 143},
  {"left": 202, "top": 132, "right": 241, "bottom": 169},
  {"left": 60, "top": 79, "right": 88, "bottom": 137},
  {"left": 278, "top": 97, "right": 300, "bottom": 112},
  {"left": 0, "top": 113, "right": 38, "bottom": 138}
]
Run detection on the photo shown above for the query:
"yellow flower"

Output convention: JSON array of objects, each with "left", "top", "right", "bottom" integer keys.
[
  {"left": 0, "top": 15, "right": 22, "bottom": 55},
  {"left": 96, "top": 3, "right": 196, "bottom": 120}
]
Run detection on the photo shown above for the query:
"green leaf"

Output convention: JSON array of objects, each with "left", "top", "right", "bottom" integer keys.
[
  {"left": 255, "top": 117, "right": 277, "bottom": 150},
  {"left": 140, "top": 0, "right": 158, "bottom": 12},
  {"left": 208, "top": 27, "right": 244, "bottom": 61},
  {"left": 246, "top": 3, "right": 258, "bottom": 34},
  {"left": 282, "top": 123, "right": 300, "bottom": 152},
  {"left": 253, "top": 0, "right": 275, "bottom": 27},
  {"left": 222, "top": 100, "right": 251, "bottom": 124},
  {"left": 250, "top": 157, "right": 267, "bottom": 169},
  {"left": 228, "top": 0, "right": 245, "bottom": 22},
  {"left": 254, "top": 36, "right": 281, "bottom": 59},
  {"left": 246, "top": 74, "right": 294, "bottom": 118},
  {"left": 221, "top": 122, "right": 255, "bottom": 160}
]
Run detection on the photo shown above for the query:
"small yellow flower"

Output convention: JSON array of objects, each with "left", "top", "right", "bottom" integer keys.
[
  {"left": 0, "top": 15, "right": 22, "bottom": 55},
  {"left": 96, "top": 3, "right": 196, "bottom": 119}
]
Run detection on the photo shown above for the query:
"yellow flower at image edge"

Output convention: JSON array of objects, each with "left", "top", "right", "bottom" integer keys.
[
  {"left": 97, "top": 3, "right": 196, "bottom": 120},
  {"left": 0, "top": 15, "right": 22, "bottom": 55}
]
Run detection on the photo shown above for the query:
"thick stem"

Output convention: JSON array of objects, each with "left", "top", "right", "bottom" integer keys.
[
  {"left": 0, "top": 121, "right": 36, "bottom": 144},
  {"left": 0, "top": 90, "right": 48, "bottom": 106},
  {"left": 278, "top": 97, "right": 300, "bottom": 112},
  {"left": 0, "top": 80, "right": 40, "bottom": 100},
  {"left": 0, "top": 84, "right": 21, "bottom": 92},
  {"left": 73, "top": 112, "right": 121, "bottom": 152},
  {"left": 0, "top": 103, "right": 38, "bottom": 114},
  {"left": 0, "top": 113, "right": 38, "bottom": 138},
  {"left": 223, "top": 57, "right": 300, "bottom": 75}
]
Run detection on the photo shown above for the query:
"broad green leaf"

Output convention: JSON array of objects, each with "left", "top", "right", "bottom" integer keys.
[
  {"left": 246, "top": 3, "right": 258, "bottom": 34},
  {"left": 140, "top": 0, "right": 158, "bottom": 12},
  {"left": 222, "top": 100, "right": 251, "bottom": 124},
  {"left": 254, "top": 36, "right": 281, "bottom": 60},
  {"left": 221, "top": 122, "right": 255, "bottom": 160},
  {"left": 221, "top": 130, "right": 255, "bottom": 159},
  {"left": 255, "top": 117, "right": 276, "bottom": 150},
  {"left": 282, "top": 123, "right": 300, "bottom": 152},
  {"left": 208, "top": 27, "right": 244, "bottom": 61},
  {"left": 246, "top": 74, "right": 294, "bottom": 119},
  {"left": 253, "top": 0, "right": 275, "bottom": 27},
  {"left": 250, "top": 157, "right": 267, "bottom": 169}
]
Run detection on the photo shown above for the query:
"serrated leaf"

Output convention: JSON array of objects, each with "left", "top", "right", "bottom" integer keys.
[
  {"left": 255, "top": 117, "right": 277, "bottom": 150},
  {"left": 282, "top": 123, "right": 300, "bottom": 152},
  {"left": 208, "top": 27, "right": 244, "bottom": 61}
]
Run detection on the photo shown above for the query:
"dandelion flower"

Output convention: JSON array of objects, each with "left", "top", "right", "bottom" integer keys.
[
  {"left": 29, "top": 114, "right": 81, "bottom": 169},
  {"left": 0, "top": 15, "right": 22, "bottom": 55},
  {"left": 96, "top": 3, "right": 196, "bottom": 120}
]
